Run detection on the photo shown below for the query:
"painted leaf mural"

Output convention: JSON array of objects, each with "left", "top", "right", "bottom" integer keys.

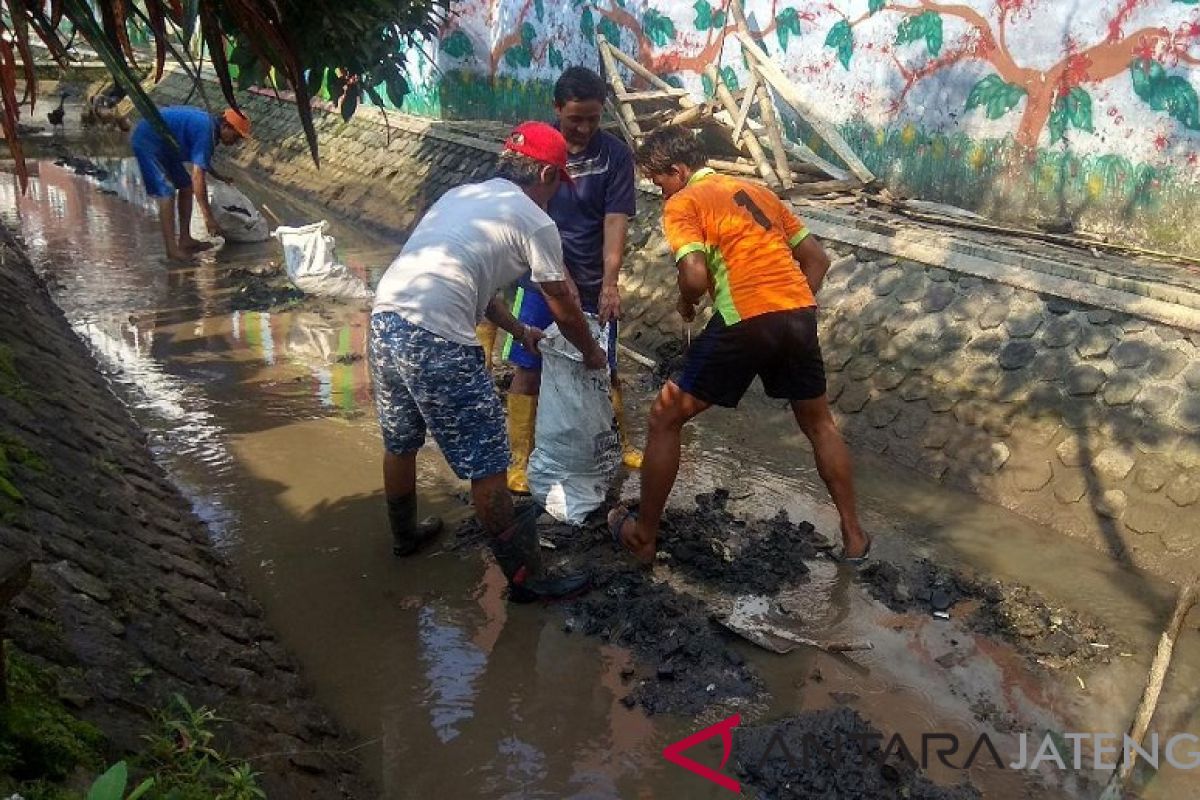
[
  {"left": 720, "top": 65, "right": 739, "bottom": 91},
  {"left": 776, "top": 8, "right": 802, "bottom": 52},
  {"left": 598, "top": 16, "right": 622, "bottom": 44},
  {"left": 503, "top": 22, "right": 536, "bottom": 68},
  {"left": 825, "top": 19, "right": 853, "bottom": 70},
  {"left": 966, "top": 74, "right": 1027, "bottom": 120},
  {"left": 643, "top": 9, "right": 676, "bottom": 47},
  {"left": 548, "top": 43, "right": 564, "bottom": 69},
  {"left": 535, "top": 0, "right": 544, "bottom": 22},
  {"left": 1049, "top": 87, "right": 1094, "bottom": 143},
  {"left": 1130, "top": 58, "right": 1200, "bottom": 130},
  {"left": 693, "top": 0, "right": 725, "bottom": 31},
  {"left": 440, "top": 30, "right": 474, "bottom": 60},
  {"left": 894, "top": 11, "right": 943, "bottom": 57},
  {"left": 580, "top": 7, "right": 595, "bottom": 43},
  {"left": 869, "top": 0, "right": 887, "bottom": 12}
]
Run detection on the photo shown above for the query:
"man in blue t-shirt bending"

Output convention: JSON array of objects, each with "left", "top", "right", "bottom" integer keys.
[
  {"left": 130, "top": 105, "right": 250, "bottom": 262},
  {"left": 501, "top": 66, "right": 643, "bottom": 493}
]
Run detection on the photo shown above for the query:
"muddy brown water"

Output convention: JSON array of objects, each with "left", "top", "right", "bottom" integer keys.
[{"left": 2, "top": 158, "right": 1197, "bottom": 799}]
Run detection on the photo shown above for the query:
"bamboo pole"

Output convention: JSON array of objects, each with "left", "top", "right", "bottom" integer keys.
[
  {"left": 730, "top": 69, "right": 760, "bottom": 144},
  {"left": 704, "top": 64, "right": 779, "bottom": 186},
  {"left": 756, "top": 78, "right": 793, "bottom": 190},
  {"left": 713, "top": 109, "right": 850, "bottom": 181},
  {"left": 597, "top": 37, "right": 644, "bottom": 148},
  {"left": 1100, "top": 581, "right": 1198, "bottom": 800}
]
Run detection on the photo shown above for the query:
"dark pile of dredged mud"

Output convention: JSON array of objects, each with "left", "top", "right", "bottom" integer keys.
[{"left": 862, "top": 559, "right": 1119, "bottom": 669}]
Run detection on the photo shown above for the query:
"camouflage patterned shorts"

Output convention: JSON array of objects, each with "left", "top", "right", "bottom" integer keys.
[{"left": 369, "top": 312, "right": 509, "bottom": 481}]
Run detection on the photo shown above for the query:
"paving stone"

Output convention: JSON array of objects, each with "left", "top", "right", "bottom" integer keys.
[
  {"left": 927, "top": 390, "right": 959, "bottom": 413},
  {"left": 894, "top": 274, "right": 930, "bottom": 303},
  {"left": 1172, "top": 439, "right": 1200, "bottom": 469},
  {"left": 1135, "top": 384, "right": 1181, "bottom": 417},
  {"left": 1053, "top": 472, "right": 1088, "bottom": 504},
  {"left": 1184, "top": 362, "right": 1200, "bottom": 391},
  {"left": 826, "top": 376, "right": 846, "bottom": 403},
  {"left": 846, "top": 356, "right": 879, "bottom": 381},
  {"left": 958, "top": 276, "right": 982, "bottom": 289},
  {"left": 972, "top": 442, "right": 1011, "bottom": 475},
  {"left": 1176, "top": 396, "right": 1200, "bottom": 433},
  {"left": 883, "top": 306, "right": 922, "bottom": 335},
  {"left": 999, "top": 340, "right": 1037, "bottom": 370},
  {"left": 921, "top": 416, "right": 956, "bottom": 449},
  {"left": 1004, "top": 314, "right": 1043, "bottom": 339},
  {"left": 1075, "top": 327, "right": 1117, "bottom": 359},
  {"left": 1094, "top": 490, "right": 1128, "bottom": 519},
  {"left": 949, "top": 294, "right": 988, "bottom": 322},
  {"left": 1122, "top": 318, "right": 1148, "bottom": 333},
  {"left": 1043, "top": 318, "right": 1081, "bottom": 349},
  {"left": 1045, "top": 297, "right": 1077, "bottom": 315},
  {"left": 993, "top": 373, "right": 1031, "bottom": 405},
  {"left": 837, "top": 382, "right": 871, "bottom": 413},
  {"left": 1146, "top": 348, "right": 1188, "bottom": 380},
  {"left": 1093, "top": 447, "right": 1136, "bottom": 482},
  {"left": 1166, "top": 471, "right": 1200, "bottom": 506},
  {"left": 922, "top": 283, "right": 957, "bottom": 313},
  {"left": 1134, "top": 455, "right": 1175, "bottom": 493},
  {"left": 873, "top": 269, "right": 903, "bottom": 296},
  {"left": 1123, "top": 502, "right": 1168, "bottom": 535},
  {"left": 927, "top": 268, "right": 950, "bottom": 282},
  {"left": 968, "top": 333, "right": 1005, "bottom": 356},
  {"left": 824, "top": 347, "right": 855, "bottom": 373},
  {"left": 872, "top": 365, "right": 908, "bottom": 391},
  {"left": 1110, "top": 340, "right": 1152, "bottom": 369},
  {"left": 1056, "top": 437, "right": 1087, "bottom": 467},
  {"left": 1032, "top": 351, "right": 1073, "bottom": 382},
  {"left": 1025, "top": 385, "right": 1066, "bottom": 418},
  {"left": 1133, "top": 426, "right": 1178, "bottom": 455},
  {"left": 1154, "top": 325, "right": 1184, "bottom": 342},
  {"left": 899, "top": 375, "right": 931, "bottom": 402},
  {"left": 1102, "top": 374, "right": 1140, "bottom": 406},
  {"left": 866, "top": 399, "right": 902, "bottom": 428},
  {"left": 1087, "top": 309, "right": 1113, "bottom": 325},
  {"left": 1066, "top": 365, "right": 1106, "bottom": 396},
  {"left": 861, "top": 297, "right": 901, "bottom": 328},
  {"left": 978, "top": 302, "right": 1009, "bottom": 330}
]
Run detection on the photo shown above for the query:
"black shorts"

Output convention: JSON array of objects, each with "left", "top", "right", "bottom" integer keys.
[{"left": 675, "top": 308, "right": 826, "bottom": 408}]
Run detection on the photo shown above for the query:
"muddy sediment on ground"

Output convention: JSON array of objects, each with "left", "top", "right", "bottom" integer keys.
[
  {"left": 862, "top": 560, "right": 1120, "bottom": 669},
  {"left": 734, "top": 707, "right": 982, "bottom": 799}
]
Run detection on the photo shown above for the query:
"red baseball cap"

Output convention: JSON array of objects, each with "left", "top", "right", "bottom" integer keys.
[{"left": 504, "top": 121, "right": 573, "bottom": 185}]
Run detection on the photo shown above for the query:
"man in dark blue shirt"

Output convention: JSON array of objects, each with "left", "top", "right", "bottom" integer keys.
[
  {"left": 501, "top": 67, "right": 642, "bottom": 493},
  {"left": 130, "top": 105, "right": 250, "bottom": 262}
]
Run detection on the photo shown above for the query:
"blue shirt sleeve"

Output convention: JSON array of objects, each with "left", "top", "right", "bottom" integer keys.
[
  {"left": 604, "top": 140, "right": 637, "bottom": 217},
  {"left": 190, "top": 118, "right": 215, "bottom": 171}
]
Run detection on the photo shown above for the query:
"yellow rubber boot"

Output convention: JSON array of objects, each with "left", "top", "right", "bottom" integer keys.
[
  {"left": 506, "top": 393, "right": 537, "bottom": 494},
  {"left": 475, "top": 321, "right": 498, "bottom": 373},
  {"left": 610, "top": 383, "right": 644, "bottom": 470}
]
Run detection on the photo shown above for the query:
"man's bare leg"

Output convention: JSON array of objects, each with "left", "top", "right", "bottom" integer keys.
[
  {"left": 790, "top": 395, "right": 869, "bottom": 558},
  {"left": 157, "top": 196, "right": 190, "bottom": 262},
  {"left": 610, "top": 381, "right": 709, "bottom": 563},
  {"left": 177, "top": 189, "right": 213, "bottom": 252}
]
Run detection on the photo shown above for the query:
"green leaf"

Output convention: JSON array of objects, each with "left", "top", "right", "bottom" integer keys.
[
  {"left": 895, "top": 11, "right": 942, "bottom": 56},
  {"left": 504, "top": 44, "right": 533, "bottom": 69},
  {"left": 776, "top": 8, "right": 802, "bottom": 52},
  {"left": 127, "top": 778, "right": 156, "bottom": 800},
  {"left": 1048, "top": 102, "right": 1067, "bottom": 144},
  {"left": 693, "top": 0, "right": 726, "bottom": 30},
  {"left": 1130, "top": 58, "right": 1165, "bottom": 102},
  {"left": 1130, "top": 58, "right": 1200, "bottom": 130},
  {"left": 341, "top": 85, "right": 360, "bottom": 121},
  {"left": 581, "top": 8, "right": 595, "bottom": 42},
  {"left": 520, "top": 22, "right": 536, "bottom": 45},
  {"left": 643, "top": 10, "right": 677, "bottom": 47},
  {"left": 598, "top": 17, "right": 622, "bottom": 45},
  {"left": 535, "top": 0, "right": 545, "bottom": 22},
  {"left": 441, "top": 30, "right": 474, "bottom": 60},
  {"left": 701, "top": 72, "right": 715, "bottom": 98},
  {"left": 385, "top": 74, "right": 410, "bottom": 107},
  {"left": 824, "top": 19, "right": 853, "bottom": 70},
  {"left": 663, "top": 74, "right": 685, "bottom": 88},
  {"left": 720, "top": 65, "right": 739, "bottom": 92},
  {"left": 548, "top": 43, "right": 564, "bottom": 69},
  {"left": 870, "top": 0, "right": 887, "bottom": 12},
  {"left": 1175, "top": 0, "right": 1199, "bottom": 4},
  {"left": 86, "top": 762, "right": 128, "bottom": 800},
  {"left": 1064, "top": 87, "right": 1094, "bottom": 132},
  {"left": 965, "top": 74, "right": 1027, "bottom": 119}
]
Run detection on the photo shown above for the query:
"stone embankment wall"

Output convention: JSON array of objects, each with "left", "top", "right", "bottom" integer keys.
[
  {"left": 0, "top": 231, "right": 370, "bottom": 795},
  {"left": 146, "top": 69, "right": 1199, "bottom": 581}
]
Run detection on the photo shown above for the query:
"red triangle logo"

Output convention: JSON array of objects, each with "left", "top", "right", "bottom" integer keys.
[{"left": 661, "top": 713, "right": 742, "bottom": 793}]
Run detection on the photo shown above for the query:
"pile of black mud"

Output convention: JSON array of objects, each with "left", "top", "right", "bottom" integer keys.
[
  {"left": 53, "top": 155, "right": 111, "bottom": 181},
  {"left": 734, "top": 707, "right": 981, "bottom": 799},
  {"left": 226, "top": 268, "right": 306, "bottom": 311},
  {"left": 862, "top": 560, "right": 1119, "bottom": 669},
  {"left": 657, "top": 488, "right": 825, "bottom": 595}
]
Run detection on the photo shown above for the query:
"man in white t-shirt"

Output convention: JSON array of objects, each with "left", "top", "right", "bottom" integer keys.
[{"left": 370, "top": 121, "right": 606, "bottom": 603}]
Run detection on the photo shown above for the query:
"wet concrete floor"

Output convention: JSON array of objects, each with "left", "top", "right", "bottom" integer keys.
[{"left": 2, "top": 156, "right": 1197, "bottom": 799}]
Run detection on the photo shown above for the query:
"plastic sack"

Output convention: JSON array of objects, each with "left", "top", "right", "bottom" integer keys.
[
  {"left": 271, "top": 220, "right": 373, "bottom": 302},
  {"left": 194, "top": 179, "right": 270, "bottom": 243},
  {"left": 527, "top": 318, "right": 620, "bottom": 524}
]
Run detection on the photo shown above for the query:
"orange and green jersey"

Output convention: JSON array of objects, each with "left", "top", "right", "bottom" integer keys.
[{"left": 662, "top": 168, "right": 815, "bottom": 325}]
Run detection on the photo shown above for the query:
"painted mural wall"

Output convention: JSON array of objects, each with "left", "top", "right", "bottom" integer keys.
[{"left": 382, "top": 0, "right": 1200, "bottom": 251}]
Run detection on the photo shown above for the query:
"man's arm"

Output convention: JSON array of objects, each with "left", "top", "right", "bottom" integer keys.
[
  {"left": 537, "top": 279, "right": 608, "bottom": 370},
  {"left": 485, "top": 296, "right": 542, "bottom": 354},
  {"left": 191, "top": 166, "right": 221, "bottom": 236},
  {"left": 598, "top": 213, "right": 629, "bottom": 324},
  {"left": 791, "top": 235, "right": 832, "bottom": 294},
  {"left": 675, "top": 252, "right": 710, "bottom": 321}
]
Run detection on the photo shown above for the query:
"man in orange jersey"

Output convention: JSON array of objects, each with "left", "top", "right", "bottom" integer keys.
[{"left": 608, "top": 125, "right": 870, "bottom": 565}]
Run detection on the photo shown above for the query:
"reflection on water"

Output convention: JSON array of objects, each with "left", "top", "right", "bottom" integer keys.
[{"left": 3, "top": 158, "right": 1196, "bottom": 799}]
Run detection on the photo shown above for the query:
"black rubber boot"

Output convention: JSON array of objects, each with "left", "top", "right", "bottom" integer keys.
[
  {"left": 489, "top": 505, "right": 590, "bottom": 603},
  {"left": 388, "top": 494, "right": 443, "bottom": 557}
]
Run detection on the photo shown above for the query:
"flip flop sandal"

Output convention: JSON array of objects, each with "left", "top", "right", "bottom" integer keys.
[{"left": 830, "top": 536, "right": 872, "bottom": 565}]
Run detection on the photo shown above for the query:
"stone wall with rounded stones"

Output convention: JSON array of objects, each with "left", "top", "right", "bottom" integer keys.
[{"left": 146, "top": 69, "right": 1200, "bottom": 582}]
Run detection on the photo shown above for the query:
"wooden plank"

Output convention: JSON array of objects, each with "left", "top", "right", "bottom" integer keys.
[
  {"left": 708, "top": 158, "right": 762, "bottom": 176},
  {"left": 668, "top": 104, "right": 710, "bottom": 127},
  {"left": 615, "top": 88, "right": 690, "bottom": 102},
  {"left": 705, "top": 64, "right": 779, "bottom": 186},
  {"left": 736, "top": 31, "right": 875, "bottom": 183},
  {"left": 597, "top": 37, "right": 644, "bottom": 149},
  {"left": 788, "top": 179, "right": 862, "bottom": 196},
  {"left": 713, "top": 109, "right": 851, "bottom": 181}
]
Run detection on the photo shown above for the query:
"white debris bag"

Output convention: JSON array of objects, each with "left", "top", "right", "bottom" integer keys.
[
  {"left": 528, "top": 318, "right": 620, "bottom": 524},
  {"left": 195, "top": 179, "right": 270, "bottom": 243},
  {"left": 271, "top": 220, "right": 373, "bottom": 301}
]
